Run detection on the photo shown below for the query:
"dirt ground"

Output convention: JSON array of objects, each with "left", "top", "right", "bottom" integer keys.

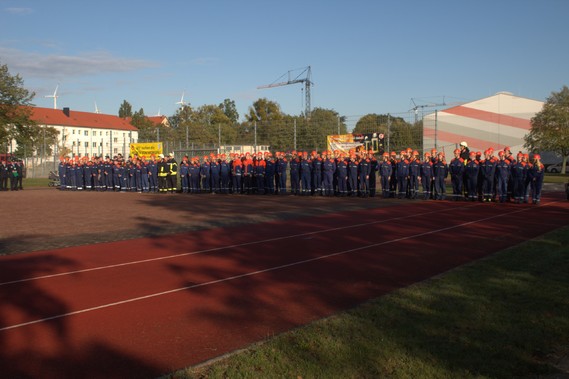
[{"left": 0, "top": 188, "right": 399, "bottom": 255}]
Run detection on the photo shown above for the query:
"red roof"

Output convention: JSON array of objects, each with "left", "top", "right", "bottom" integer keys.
[
  {"left": 146, "top": 116, "right": 167, "bottom": 125},
  {"left": 29, "top": 107, "right": 138, "bottom": 131}
]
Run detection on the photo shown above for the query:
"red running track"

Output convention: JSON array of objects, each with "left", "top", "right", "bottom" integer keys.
[{"left": 0, "top": 195, "right": 568, "bottom": 378}]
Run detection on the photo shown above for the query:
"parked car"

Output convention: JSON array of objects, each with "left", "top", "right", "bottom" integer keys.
[{"left": 546, "top": 162, "right": 569, "bottom": 174}]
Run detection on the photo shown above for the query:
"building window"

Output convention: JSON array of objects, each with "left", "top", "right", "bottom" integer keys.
[
  {"left": 72, "top": 129, "right": 75, "bottom": 135},
  {"left": 113, "top": 148, "right": 118, "bottom": 154},
  {"left": 72, "top": 141, "right": 76, "bottom": 146},
  {"left": 84, "top": 131, "right": 88, "bottom": 136},
  {"left": 93, "top": 142, "right": 97, "bottom": 148},
  {"left": 113, "top": 138, "right": 118, "bottom": 143},
  {"left": 106, "top": 131, "right": 109, "bottom": 136},
  {"left": 84, "top": 142, "right": 89, "bottom": 147}
]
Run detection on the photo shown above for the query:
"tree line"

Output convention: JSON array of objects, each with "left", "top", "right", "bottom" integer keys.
[{"left": 1, "top": 61, "right": 567, "bottom": 170}]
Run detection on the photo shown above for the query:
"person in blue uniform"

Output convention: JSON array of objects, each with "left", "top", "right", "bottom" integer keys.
[
  {"left": 220, "top": 154, "right": 231, "bottom": 194},
  {"left": 396, "top": 151, "right": 409, "bottom": 199},
  {"left": 321, "top": 151, "right": 336, "bottom": 197},
  {"left": 378, "top": 153, "right": 392, "bottom": 198},
  {"left": 200, "top": 155, "right": 211, "bottom": 193},
  {"left": 264, "top": 153, "right": 276, "bottom": 194},
  {"left": 528, "top": 154, "right": 545, "bottom": 204},
  {"left": 58, "top": 157, "right": 67, "bottom": 190},
  {"left": 336, "top": 153, "right": 348, "bottom": 197},
  {"left": 290, "top": 152, "right": 300, "bottom": 195},
  {"left": 180, "top": 156, "right": 190, "bottom": 193},
  {"left": 408, "top": 151, "right": 421, "bottom": 199},
  {"left": 347, "top": 154, "right": 359, "bottom": 197},
  {"left": 495, "top": 150, "right": 510, "bottom": 203},
  {"left": 255, "top": 153, "right": 266, "bottom": 194},
  {"left": 480, "top": 150, "right": 496, "bottom": 202},
  {"left": 464, "top": 151, "right": 479, "bottom": 201},
  {"left": 300, "top": 152, "right": 312, "bottom": 196},
  {"left": 311, "top": 151, "right": 323, "bottom": 195},
  {"left": 147, "top": 156, "right": 158, "bottom": 193},
  {"left": 140, "top": 158, "right": 150, "bottom": 193},
  {"left": 277, "top": 152, "right": 288, "bottom": 195},
  {"left": 449, "top": 148, "right": 465, "bottom": 201},
  {"left": 510, "top": 152, "right": 526, "bottom": 204},
  {"left": 420, "top": 152, "right": 433, "bottom": 200},
  {"left": 210, "top": 155, "right": 220, "bottom": 194},
  {"left": 358, "top": 152, "right": 371, "bottom": 197},
  {"left": 368, "top": 150, "right": 378, "bottom": 197},
  {"left": 231, "top": 155, "right": 243, "bottom": 194},
  {"left": 432, "top": 152, "right": 448, "bottom": 200},
  {"left": 389, "top": 151, "right": 398, "bottom": 198}
]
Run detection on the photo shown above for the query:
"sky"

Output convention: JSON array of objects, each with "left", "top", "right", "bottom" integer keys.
[{"left": 1, "top": 0, "right": 568, "bottom": 123}]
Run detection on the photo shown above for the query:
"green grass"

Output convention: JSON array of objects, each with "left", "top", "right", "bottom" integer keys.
[
  {"left": 544, "top": 173, "right": 569, "bottom": 184},
  {"left": 23, "top": 177, "right": 50, "bottom": 187},
  {"left": 168, "top": 226, "right": 569, "bottom": 379}
]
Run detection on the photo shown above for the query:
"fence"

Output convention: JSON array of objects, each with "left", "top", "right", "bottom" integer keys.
[{"left": 15, "top": 110, "right": 463, "bottom": 178}]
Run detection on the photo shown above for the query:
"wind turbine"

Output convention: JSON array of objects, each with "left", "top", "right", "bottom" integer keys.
[
  {"left": 94, "top": 102, "right": 101, "bottom": 114},
  {"left": 176, "top": 92, "right": 188, "bottom": 108},
  {"left": 155, "top": 108, "right": 162, "bottom": 116},
  {"left": 45, "top": 85, "right": 59, "bottom": 109}
]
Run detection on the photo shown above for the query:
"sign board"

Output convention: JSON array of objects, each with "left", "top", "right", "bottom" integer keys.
[
  {"left": 327, "top": 133, "right": 385, "bottom": 155},
  {"left": 129, "top": 142, "right": 163, "bottom": 159}
]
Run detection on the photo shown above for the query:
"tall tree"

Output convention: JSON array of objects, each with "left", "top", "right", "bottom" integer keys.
[
  {"left": 0, "top": 62, "right": 36, "bottom": 151},
  {"left": 525, "top": 85, "right": 569, "bottom": 174},
  {"left": 118, "top": 100, "right": 133, "bottom": 118},
  {"left": 130, "top": 108, "right": 156, "bottom": 143},
  {"left": 218, "top": 98, "right": 239, "bottom": 124}
]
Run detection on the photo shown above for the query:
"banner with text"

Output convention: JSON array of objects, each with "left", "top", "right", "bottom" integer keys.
[
  {"left": 129, "top": 142, "right": 163, "bottom": 159},
  {"left": 327, "top": 133, "right": 385, "bottom": 155}
]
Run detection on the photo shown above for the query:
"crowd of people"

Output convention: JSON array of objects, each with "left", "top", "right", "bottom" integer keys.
[
  {"left": 0, "top": 159, "right": 25, "bottom": 191},
  {"left": 54, "top": 141, "right": 547, "bottom": 204}
]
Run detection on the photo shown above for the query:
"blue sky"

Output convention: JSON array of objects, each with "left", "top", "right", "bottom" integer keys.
[{"left": 1, "top": 0, "right": 568, "bottom": 122}]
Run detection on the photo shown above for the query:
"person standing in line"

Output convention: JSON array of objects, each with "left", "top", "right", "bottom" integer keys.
[
  {"left": 432, "top": 151, "right": 448, "bottom": 200},
  {"left": 420, "top": 152, "right": 434, "bottom": 200},
  {"left": 464, "top": 151, "right": 480, "bottom": 202},
  {"left": 495, "top": 151, "right": 511, "bottom": 203},
  {"left": 449, "top": 148, "right": 465, "bottom": 201},
  {"left": 528, "top": 154, "right": 545, "bottom": 205},
  {"left": 378, "top": 152, "right": 392, "bottom": 199}
]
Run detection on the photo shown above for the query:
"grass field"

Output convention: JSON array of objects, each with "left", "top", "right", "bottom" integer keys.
[{"left": 168, "top": 225, "right": 569, "bottom": 379}]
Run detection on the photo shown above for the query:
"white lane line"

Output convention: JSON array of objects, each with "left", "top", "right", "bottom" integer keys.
[
  {"left": 0, "top": 204, "right": 477, "bottom": 287},
  {"left": 0, "top": 203, "right": 545, "bottom": 332}
]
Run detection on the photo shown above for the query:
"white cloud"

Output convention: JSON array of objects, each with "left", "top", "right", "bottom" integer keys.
[
  {"left": 4, "top": 7, "right": 33, "bottom": 15},
  {"left": 0, "top": 47, "right": 159, "bottom": 79}
]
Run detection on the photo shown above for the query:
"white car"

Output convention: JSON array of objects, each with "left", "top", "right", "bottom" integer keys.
[{"left": 546, "top": 163, "right": 569, "bottom": 174}]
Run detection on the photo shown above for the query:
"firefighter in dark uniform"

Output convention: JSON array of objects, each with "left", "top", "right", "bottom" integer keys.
[
  {"left": 1, "top": 160, "right": 9, "bottom": 191},
  {"left": 167, "top": 153, "right": 178, "bottom": 193},
  {"left": 157, "top": 154, "right": 168, "bottom": 193}
]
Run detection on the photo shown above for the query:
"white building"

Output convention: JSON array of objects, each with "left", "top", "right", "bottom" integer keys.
[
  {"left": 25, "top": 106, "right": 139, "bottom": 159},
  {"left": 423, "top": 92, "right": 544, "bottom": 155}
]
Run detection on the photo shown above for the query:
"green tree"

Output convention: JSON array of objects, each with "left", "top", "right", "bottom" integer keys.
[
  {"left": 118, "top": 100, "right": 133, "bottom": 118},
  {"left": 0, "top": 62, "right": 36, "bottom": 152},
  {"left": 353, "top": 114, "right": 390, "bottom": 135},
  {"left": 525, "top": 85, "right": 569, "bottom": 174},
  {"left": 218, "top": 98, "right": 239, "bottom": 124},
  {"left": 130, "top": 108, "right": 157, "bottom": 143}
]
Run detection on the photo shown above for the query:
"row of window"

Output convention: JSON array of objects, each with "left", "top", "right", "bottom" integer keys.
[{"left": 69, "top": 129, "right": 132, "bottom": 137}]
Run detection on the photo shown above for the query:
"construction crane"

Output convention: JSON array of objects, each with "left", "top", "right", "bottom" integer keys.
[
  {"left": 258, "top": 66, "right": 312, "bottom": 118},
  {"left": 409, "top": 96, "right": 464, "bottom": 124}
]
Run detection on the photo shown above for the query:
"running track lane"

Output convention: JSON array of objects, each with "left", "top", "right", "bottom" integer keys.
[{"left": 0, "top": 195, "right": 567, "bottom": 378}]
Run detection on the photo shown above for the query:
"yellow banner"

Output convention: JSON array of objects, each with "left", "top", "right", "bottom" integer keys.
[{"left": 129, "top": 142, "right": 163, "bottom": 159}]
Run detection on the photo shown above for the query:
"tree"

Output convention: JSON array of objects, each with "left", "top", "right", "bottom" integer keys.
[
  {"left": 525, "top": 85, "right": 569, "bottom": 174},
  {"left": 0, "top": 62, "right": 36, "bottom": 152},
  {"left": 130, "top": 108, "right": 156, "bottom": 143},
  {"left": 118, "top": 100, "right": 133, "bottom": 118},
  {"left": 218, "top": 98, "right": 239, "bottom": 124}
]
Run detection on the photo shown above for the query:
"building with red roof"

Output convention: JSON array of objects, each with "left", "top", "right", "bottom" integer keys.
[{"left": 14, "top": 106, "right": 139, "bottom": 159}]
